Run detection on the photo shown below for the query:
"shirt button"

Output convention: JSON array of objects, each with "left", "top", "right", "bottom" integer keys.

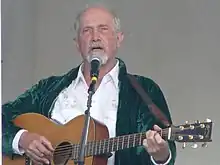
[{"left": 111, "top": 100, "right": 117, "bottom": 108}]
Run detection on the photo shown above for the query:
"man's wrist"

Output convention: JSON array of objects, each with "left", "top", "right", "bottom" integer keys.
[
  {"left": 153, "top": 153, "right": 170, "bottom": 163},
  {"left": 12, "top": 129, "right": 28, "bottom": 155},
  {"left": 18, "top": 131, "right": 28, "bottom": 150},
  {"left": 151, "top": 149, "right": 172, "bottom": 165}
]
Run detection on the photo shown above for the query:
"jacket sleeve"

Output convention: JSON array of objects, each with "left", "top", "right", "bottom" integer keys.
[
  {"left": 150, "top": 81, "right": 176, "bottom": 165},
  {"left": 137, "top": 77, "right": 177, "bottom": 165},
  {"left": 2, "top": 80, "right": 45, "bottom": 155}
]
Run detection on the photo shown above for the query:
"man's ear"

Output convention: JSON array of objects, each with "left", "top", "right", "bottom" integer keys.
[
  {"left": 74, "top": 37, "right": 80, "bottom": 50},
  {"left": 116, "top": 32, "right": 124, "bottom": 47}
]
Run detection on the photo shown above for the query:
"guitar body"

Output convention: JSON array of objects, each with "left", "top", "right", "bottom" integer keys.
[{"left": 3, "top": 113, "right": 109, "bottom": 165}]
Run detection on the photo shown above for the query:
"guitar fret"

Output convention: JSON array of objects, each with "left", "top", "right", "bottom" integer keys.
[
  {"left": 107, "top": 139, "right": 110, "bottom": 153},
  {"left": 94, "top": 141, "right": 96, "bottom": 155},
  {"left": 127, "top": 135, "right": 130, "bottom": 148},
  {"left": 111, "top": 138, "right": 114, "bottom": 152},
  {"left": 122, "top": 136, "right": 124, "bottom": 149},
  {"left": 139, "top": 133, "right": 142, "bottom": 145},
  {"left": 89, "top": 142, "right": 91, "bottom": 156},
  {"left": 91, "top": 142, "right": 94, "bottom": 156},
  {"left": 71, "top": 145, "right": 74, "bottom": 159},
  {"left": 90, "top": 142, "right": 93, "bottom": 156},
  {"left": 99, "top": 140, "right": 101, "bottom": 155},
  {"left": 133, "top": 134, "right": 136, "bottom": 147},
  {"left": 124, "top": 135, "right": 128, "bottom": 149},
  {"left": 73, "top": 144, "right": 76, "bottom": 159},
  {"left": 103, "top": 139, "right": 106, "bottom": 154},
  {"left": 136, "top": 133, "right": 139, "bottom": 146},
  {"left": 97, "top": 141, "right": 99, "bottom": 155},
  {"left": 101, "top": 140, "right": 103, "bottom": 154},
  {"left": 95, "top": 141, "right": 97, "bottom": 155},
  {"left": 116, "top": 137, "right": 119, "bottom": 150},
  {"left": 138, "top": 133, "right": 141, "bottom": 146},
  {"left": 77, "top": 144, "right": 79, "bottom": 158}
]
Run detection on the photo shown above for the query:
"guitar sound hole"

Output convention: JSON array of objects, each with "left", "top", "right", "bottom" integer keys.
[{"left": 53, "top": 141, "right": 72, "bottom": 165}]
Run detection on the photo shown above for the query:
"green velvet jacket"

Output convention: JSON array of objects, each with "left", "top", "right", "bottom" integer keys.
[{"left": 2, "top": 58, "right": 176, "bottom": 165}]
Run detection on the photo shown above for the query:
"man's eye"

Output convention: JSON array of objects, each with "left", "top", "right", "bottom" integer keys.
[
  {"left": 101, "top": 27, "right": 108, "bottom": 30},
  {"left": 83, "top": 28, "right": 90, "bottom": 33}
]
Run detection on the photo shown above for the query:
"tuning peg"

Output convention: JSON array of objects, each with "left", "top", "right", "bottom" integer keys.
[
  {"left": 188, "top": 135, "right": 194, "bottom": 140},
  {"left": 205, "top": 118, "right": 212, "bottom": 123},
  {"left": 202, "top": 142, "right": 208, "bottom": 148},
  {"left": 191, "top": 143, "right": 198, "bottom": 149},
  {"left": 200, "top": 124, "right": 205, "bottom": 128},
  {"left": 195, "top": 120, "right": 200, "bottom": 124},
  {"left": 190, "top": 125, "right": 195, "bottom": 129},
  {"left": 182, "top": 142, "right": 186, "bottom": 149},
  {"left": 199, "top": 135, "right": 204, "bottom": 139},
  {"left": 178, "top": 136, "right": 183, "bottom": 141}
]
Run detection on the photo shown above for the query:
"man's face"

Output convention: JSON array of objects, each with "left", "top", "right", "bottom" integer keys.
[{"left": 75, "top": 7, "right": 124, "bottom": 63}]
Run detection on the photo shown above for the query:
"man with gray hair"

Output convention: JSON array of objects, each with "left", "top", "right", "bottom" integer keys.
[{"left": 2, "top": 3, "right": 176, "bottom": 165}]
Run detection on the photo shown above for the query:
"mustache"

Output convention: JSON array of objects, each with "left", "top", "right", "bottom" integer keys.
[{"left": 89, "top": 41, "right": 104, "bottom": 49}]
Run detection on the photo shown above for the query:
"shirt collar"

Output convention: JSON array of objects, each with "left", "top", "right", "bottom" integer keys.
[{"left": 72, "top": 60, "right": 119, "bottom": 89}]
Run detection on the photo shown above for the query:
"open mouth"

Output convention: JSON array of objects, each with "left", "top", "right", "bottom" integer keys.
[{"left": 90, "top": 46, "right": 104, "bottom": 52}]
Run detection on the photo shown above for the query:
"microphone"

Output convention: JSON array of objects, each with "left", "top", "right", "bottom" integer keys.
[
  {"left": 88, "top": 53, "right": 107, "bottom": 84},
  {"left": 90, "top": 56, "right": 101, "bottom": 83}
]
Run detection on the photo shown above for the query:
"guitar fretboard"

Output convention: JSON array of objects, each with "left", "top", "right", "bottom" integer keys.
[
  {"left": 86, "top": 132, "right": 145, "bottom": 156},
  {"left": 71, "top": 131, "right": 165, "bottom": 159}
]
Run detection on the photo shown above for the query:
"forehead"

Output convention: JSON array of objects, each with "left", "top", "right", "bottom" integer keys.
[{"left": 80, "top": 7, "right": 114, "bottom": 28}]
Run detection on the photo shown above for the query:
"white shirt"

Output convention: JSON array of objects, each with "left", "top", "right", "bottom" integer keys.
[{"left": 12, "top": 61, "right": 171, "bottom": 165}]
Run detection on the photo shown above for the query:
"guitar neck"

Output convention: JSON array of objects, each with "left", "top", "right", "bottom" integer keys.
[
  {"left": 66, "top": 120, "right": 212, "bottom": 159},
  {"left": 72, "top": 128, "right": 170, "bottom": 157}
]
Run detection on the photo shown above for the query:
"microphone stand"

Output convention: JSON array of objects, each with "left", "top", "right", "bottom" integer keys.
[{"left": 76, "top": 80, "right": 96, "bottom": 165}]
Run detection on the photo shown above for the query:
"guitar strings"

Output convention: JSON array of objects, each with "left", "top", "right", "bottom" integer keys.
[
  {"left": 53, "top": 132, "right": 148, "bottom": 152},
  {"left": 53, "top": 129, "right": 169, "bottom": 152},
  {"left": 52, "top": 130, "right": 200, "bottom": 154},
  {"left": 52, "top": 130, "right": 183, "bottom": 154},
  {"left": 53, "top": 133, "right": 206, "bottom": 159},
  {"left": 51, "top": 126, "right": 206, "bottom": 157},
  {"left": 53, "top": 133, "right": 147, "bottom": 158},
  {"left": 52, "top": 133, "right": 206, "bottom": 160}
]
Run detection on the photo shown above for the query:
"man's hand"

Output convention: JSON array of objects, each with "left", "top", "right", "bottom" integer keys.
[
  {"left": 143, "top": 125, "right": 170, "bottom": 163},
  {"left": 19, "top": 132, "right": 54, "bottom": 165}
]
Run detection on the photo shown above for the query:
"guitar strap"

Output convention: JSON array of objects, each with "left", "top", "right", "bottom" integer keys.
[{"left": 127, "top": 74, "right": 171, "bottom": 127}]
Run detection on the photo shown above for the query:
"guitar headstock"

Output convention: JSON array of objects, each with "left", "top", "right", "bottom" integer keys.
[{"left": 170, "top": 119, "right": 213, "bottom": 149}]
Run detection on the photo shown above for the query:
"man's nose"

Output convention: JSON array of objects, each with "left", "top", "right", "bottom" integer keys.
[{"left": 91, "top": 30, "right": 100, "bottom": 41}]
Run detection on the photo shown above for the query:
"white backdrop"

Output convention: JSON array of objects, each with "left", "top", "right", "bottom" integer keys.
[{"left": 2, "top": 0, "right": 220, "bottom": 164}]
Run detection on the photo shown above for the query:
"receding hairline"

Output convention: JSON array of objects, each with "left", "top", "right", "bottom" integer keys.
[
  {"left": 73, "top": 4, "right": 121, "bottom": 34},
  {"left": 80, "top": 6, "right": 115, "bottom": 21}
]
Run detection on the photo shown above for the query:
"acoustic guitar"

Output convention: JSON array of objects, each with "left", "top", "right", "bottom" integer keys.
[{"left": 3, "top": 113, "right": 213, "bottom": 165}]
